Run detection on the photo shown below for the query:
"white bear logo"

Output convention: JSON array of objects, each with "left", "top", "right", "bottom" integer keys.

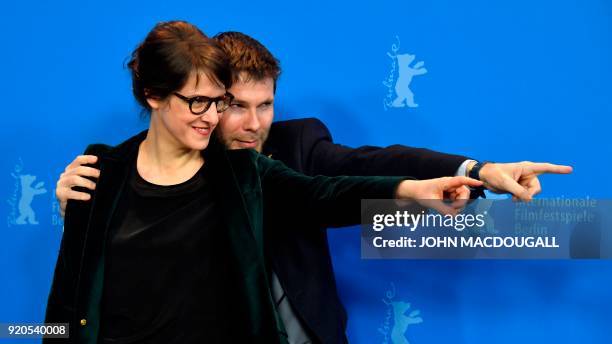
[
  {"left": 384, "top": 300, "right": 423, "bottom": 344},
  {"left": 391, "top": 54, "right": 427, "bottom": 108},
  {"left": 383, "top": 36, "right": 428, "bottom": 110},
  {"left": 380, "top": 283, "right": 423, "bottom": 344},
  {"left": 16, "top": 174, "right": 47, "bottom": 225}
]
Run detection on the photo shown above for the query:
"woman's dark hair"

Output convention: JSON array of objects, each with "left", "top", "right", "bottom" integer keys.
[{"left": 127, "top": 20, "right": 232, "bottom": 111}]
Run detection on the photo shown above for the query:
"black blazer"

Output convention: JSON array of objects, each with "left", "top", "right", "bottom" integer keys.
[
  {"left": 45, "top": 130, "right": 404, "bottom": 343},
  {"left": 262, "top": 118, "right": 473, "bottom": 343}
]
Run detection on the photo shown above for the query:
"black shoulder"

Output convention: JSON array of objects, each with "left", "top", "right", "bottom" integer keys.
[
  {"left": 267, "top": 117, "right": 333, "bottom": 148},
  {"left": 83, "top": 143, "right": 113, "bottom": 156},
  {"left": 271, "top": 117, "right": 330, "bottom": 136},
  {"left": 224, "top": 148, "right": 262, "bottom": 171},
  {"left": 225, "top": 148, "right": 283, "bottom": 176},
  {"left": 85, "top": 130, "right": 148, "bottom": 161},
  {"left": 298, "top": 117, "right": 332, "bottom": 141}
]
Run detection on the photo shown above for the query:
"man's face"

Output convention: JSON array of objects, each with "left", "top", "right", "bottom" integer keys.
[{"left": 217, "top": 75, "right": 275, "bottom": 152}]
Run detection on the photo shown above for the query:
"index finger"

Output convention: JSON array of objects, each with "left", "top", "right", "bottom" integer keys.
[
  {"left": 68, "top": 155, "right": 98, "bottom": 168},
  {"left": 526, "top": 163, "right": 573, "bottom": 175}
]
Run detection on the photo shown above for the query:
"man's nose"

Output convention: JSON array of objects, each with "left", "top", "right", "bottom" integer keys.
[{"left": 243, "top": 108, "right": 260, "bottom": 131}]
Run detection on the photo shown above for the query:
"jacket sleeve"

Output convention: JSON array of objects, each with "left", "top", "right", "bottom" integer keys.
[
  {"left": 299, "top": 117, "right": 472, "bottom": 179},
  {"left": 44, "top": 144, "right": 105, "bottom": 331},
  {"left": 257, "top": 152, "right": 406, "bottom": 228}
]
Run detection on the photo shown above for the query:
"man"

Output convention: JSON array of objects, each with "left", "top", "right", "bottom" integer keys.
[{"left": 55, "top": 31, "right": 572, "bottom": 343}]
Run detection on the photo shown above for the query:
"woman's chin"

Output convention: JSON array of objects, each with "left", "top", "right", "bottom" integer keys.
[{"left": 184, "top": 137, "right": 210, "bottom": 151}]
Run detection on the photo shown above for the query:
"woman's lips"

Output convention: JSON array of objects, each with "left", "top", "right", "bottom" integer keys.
[{"left": 193, "top": 126, "right": 211, "bottom": 136}]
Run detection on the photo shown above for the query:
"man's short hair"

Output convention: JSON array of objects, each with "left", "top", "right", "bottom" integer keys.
[{"left": 213, "top": 31, "right": 281, "bottom": 91}]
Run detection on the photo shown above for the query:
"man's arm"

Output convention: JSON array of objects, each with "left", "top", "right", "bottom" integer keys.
[
  {"left": 300, "top": 118, "right": 469, "bottom": 179},
  {"left": 298, "top": 118, "right": 572, "bottom": 201}
]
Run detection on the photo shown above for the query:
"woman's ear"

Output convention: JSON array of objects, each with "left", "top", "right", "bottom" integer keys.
[
  {"left": 144, "top": 89, "right": 164, "bottom": 110},
  {"left": 146, "top": 96, "right": 162, "bottom": 110}
]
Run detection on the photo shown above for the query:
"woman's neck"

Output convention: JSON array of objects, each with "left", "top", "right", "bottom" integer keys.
[{"left": 138, "top": 119, "right": 204, "bottom": 186}]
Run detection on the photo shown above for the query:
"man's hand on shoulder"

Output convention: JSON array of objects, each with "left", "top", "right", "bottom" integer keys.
[{"left": 56, "top": 155, "right": 100, "bottom": 217}]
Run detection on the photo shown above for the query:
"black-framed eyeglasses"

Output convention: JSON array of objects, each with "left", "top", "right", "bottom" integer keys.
[{"left": 173, "top": 92, "right": 234, "bottom": 114}]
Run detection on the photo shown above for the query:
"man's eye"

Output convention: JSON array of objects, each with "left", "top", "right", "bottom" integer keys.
[
  {"left": 230, "top": 103, "right": 243, "bottom": 108},
  {"left": 257, "top": 103, "right": 272, "bottom": 110}
]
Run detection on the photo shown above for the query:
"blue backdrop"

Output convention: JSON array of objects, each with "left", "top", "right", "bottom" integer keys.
[{"left": 1, "top": 0, "right": 611, "bottom": 343}]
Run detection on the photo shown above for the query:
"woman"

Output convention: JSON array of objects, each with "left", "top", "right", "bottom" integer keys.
[{"left": 44, "top": 21, "right": 481, "bottom": 343}]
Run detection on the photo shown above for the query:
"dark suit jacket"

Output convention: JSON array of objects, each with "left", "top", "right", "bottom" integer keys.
[
  {"left": 262, "top": 118, "right": 474, "bottom": 343},
  {"left": 44, "top": 130, "right": 403, "bottom": 343}
]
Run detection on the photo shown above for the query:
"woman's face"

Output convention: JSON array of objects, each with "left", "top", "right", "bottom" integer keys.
[{"left": 147, "top": 71, "right": 225, "bottom": 151}]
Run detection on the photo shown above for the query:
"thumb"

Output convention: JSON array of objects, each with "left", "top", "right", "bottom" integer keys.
[
  {"left": 418, "top": 199, "right": 458, "bottom": 216},
  {"left": 443, "top": 176, "right": 483, "bottom": 190},
  {"left": 501, "top": 176, "right": 532, "bottom": 201}
]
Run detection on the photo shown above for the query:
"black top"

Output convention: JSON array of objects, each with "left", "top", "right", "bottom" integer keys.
[
  {"left": 100, "top": 160, "right": 229, "bottom": 343},
  {"left": 44, "top": 128, "right": 408, "bottom": 344}
]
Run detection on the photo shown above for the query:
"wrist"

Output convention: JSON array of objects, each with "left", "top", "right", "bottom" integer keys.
[
  {"left": 469, "top": 161, "right": 491, "bottom": 181},
  {"left": 396, "top": 180, "right": 416, "bottom": 199},
  {"left": 465, "top": 161, "right": 478, "bottom": 177}
]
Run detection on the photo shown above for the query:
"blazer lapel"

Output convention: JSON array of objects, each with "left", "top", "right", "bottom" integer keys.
[
  {"left": 74, "top": 140, "right": 137, "bottom": 343},
  {"left": 205, "top": 142, "right": 285, "bottom": 342}
]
